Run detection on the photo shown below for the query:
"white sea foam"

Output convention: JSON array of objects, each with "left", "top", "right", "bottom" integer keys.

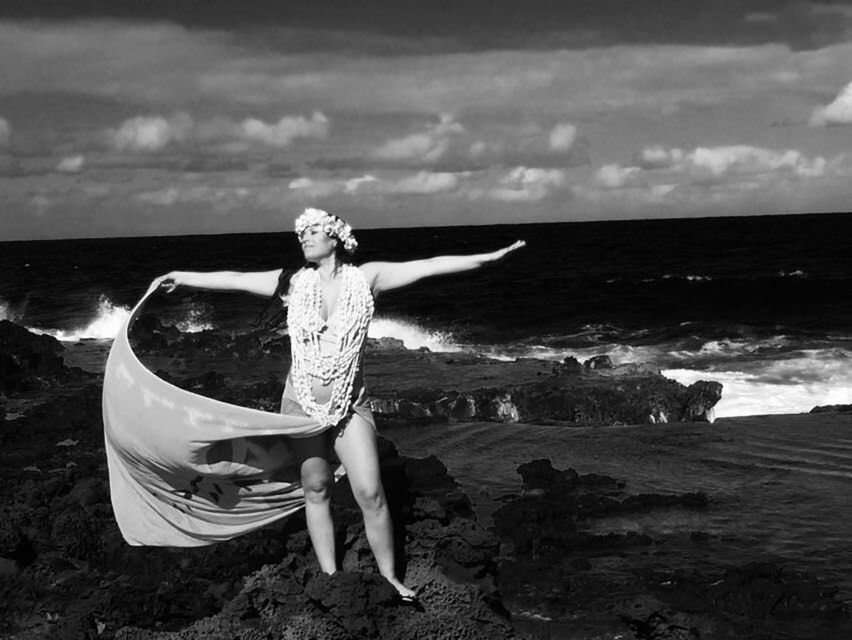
[
  {"left": 369, "top": 317, "right": 461, "bottom": 352},
  {"left": 29, "top": 296, "right": 132, "bottom": 341},
  {"left": 675, "top": 336, "right": 790, "bottom": 359},
  {"left": 168, "top": 302, "right": 215, "bottom": 333},
  {"left": 464, "top": 337, "right": 852, "bottom": 418},
  {"left": 664, "top": 349, "right": 852, "bottom": 418}
]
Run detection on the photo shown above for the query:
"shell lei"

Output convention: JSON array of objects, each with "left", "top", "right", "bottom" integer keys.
[{"left": 286, "top": 265, "right": 375, "bottom": 428}]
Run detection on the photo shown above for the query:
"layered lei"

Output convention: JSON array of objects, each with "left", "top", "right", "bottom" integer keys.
[{"left": 286, "top": 265, "right": 374, "bottom": 427}]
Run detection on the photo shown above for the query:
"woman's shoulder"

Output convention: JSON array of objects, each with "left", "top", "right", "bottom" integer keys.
[{"left": 354, "top": 263, "right": 380, "bottom": 292}]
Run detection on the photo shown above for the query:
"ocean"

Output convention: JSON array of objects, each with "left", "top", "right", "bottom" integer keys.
[{"left": 2, "top": 212, "right": 851, "bottom": 417}]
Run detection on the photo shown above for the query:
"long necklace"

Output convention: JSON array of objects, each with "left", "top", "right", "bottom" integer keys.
[{"left": 287, "top": 265, "right": 374, "bottom": 427}]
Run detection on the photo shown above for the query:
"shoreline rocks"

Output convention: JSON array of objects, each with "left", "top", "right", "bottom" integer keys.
[
  {"left": 125, "top": 316, "right": 723, "bottom": 427},
  {"left": 1, "top": 374, "right": 518, "bottom": 640}
]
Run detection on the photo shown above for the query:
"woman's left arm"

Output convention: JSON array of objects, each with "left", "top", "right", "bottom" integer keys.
[{"left": 361, "top": 240, "right": 525, "bottom": 294}]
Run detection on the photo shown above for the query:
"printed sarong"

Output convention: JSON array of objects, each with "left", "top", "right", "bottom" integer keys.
[{"left": 102, "top": 284, "right": 362, "bottom": 546}]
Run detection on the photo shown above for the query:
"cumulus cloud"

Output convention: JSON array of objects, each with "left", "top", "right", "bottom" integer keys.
[
  {"left": 288, "top": 171, "right": 459, "bottom": 197},
  {"left": 690, "top": 146, "right": 826, "bottom": 177},
  {"left": 110, "top": 111, "right": 329, "bottom": 152},
  {"left": 490, "top": 167, "right": 566, "bottom": 201},
  {"left": 111, "top": 113, "right": 194, "bottom": 152},
  {"left": 135, "top": 185, "right": 251, "bottom": 208},
  {"left": 809, "top": 81, "right": 852, "bottom": 126},
  {"left": 374, "top": 115, "right": 462, "bottom": 163},
  {"left": 0, "top": 117, "right": 9, "bottom": 146},
  {"left": 548, "top": 123, "right": 578, "bottom": 152},
  {"left": 596, "top": 164, "right": 643, "bottom": 189},
  {"left": 628, "top": 144, "right": 829, "bottom": 180},
  {"left": 383, "top": 171, "right": 459, "bottom": 195},
  {"left": 238, "top": 112, "right": 329, "bottom": 147},
  {"left": 635, "top": 145, "right": 685, "bottom": 169},
  {"left": 56, "top": 155, "right": 85, "bottom": 173},
  {"left": 344, "top": 175, "right": 378, "bottom": 194}
]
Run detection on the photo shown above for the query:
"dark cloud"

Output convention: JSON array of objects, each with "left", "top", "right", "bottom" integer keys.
[{"left": 2, "top": 1, "right": 851, "bottom": 49}]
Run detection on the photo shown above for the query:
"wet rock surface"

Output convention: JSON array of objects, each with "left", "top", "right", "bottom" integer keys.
[{"left": 491, "top": 459, "right": 851, "bottom": 639}]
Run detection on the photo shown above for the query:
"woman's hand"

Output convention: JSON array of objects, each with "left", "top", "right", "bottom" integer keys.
[
  {"left": 151, "top": 272, "right": 181, "bottom": 294},
  {"left": 490, "top": 240, "right": 526, "bottom": 262}
]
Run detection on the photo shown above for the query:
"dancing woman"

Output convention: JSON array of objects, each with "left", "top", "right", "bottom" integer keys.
[{"left": 141, "top": 208, "right": 524, "bottom": 600}]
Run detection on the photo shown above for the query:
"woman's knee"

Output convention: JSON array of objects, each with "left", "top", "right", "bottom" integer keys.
[
  {"left": 352, "top": 483, "right": 385, "bottom": 513},
  {"left": 301, "top": 461, "right": 332, "bottom": 502}
]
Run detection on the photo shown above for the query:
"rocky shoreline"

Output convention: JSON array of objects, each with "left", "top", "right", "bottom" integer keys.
[
  {"left": 126, "top": 313, "right": 723, "bottom": 427},
  {"left": 2, "top": 318, "right": 849, "bottom": 639}
]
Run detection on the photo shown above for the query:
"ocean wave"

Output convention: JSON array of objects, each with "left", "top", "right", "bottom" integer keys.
[
  {"left": 28, "top": 295, "right": 132, "bottom": 341},
  {"left": 369, "top": 317, "right": 462, "bottom": 352},
  {"left": 663, "top": 352, "right": 852, "bottom": 418},
  {"left": 162, "top": 300, "right": 215, "bottom": 334},
  {"left": 0, "top": 299, "right": 14, "bottom": 322},
  {"left": 441, "top": 330, "right": 852, "bottom": 417}
]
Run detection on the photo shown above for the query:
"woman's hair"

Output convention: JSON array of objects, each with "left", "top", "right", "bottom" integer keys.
[
  {"left": 251, "top": 267, "right": 298, "bottom": 331},
  {"left": 251, "top": 241, "right": 353, "bottom": 331}
]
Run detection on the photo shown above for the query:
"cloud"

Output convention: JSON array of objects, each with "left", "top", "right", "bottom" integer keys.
[
  {"left": 344, "top": 175, "right": 378, "bottom": 194},
  {"left": 134, "top": 185, "right": 251, "bottom": 208},
  {"left": 374, "top": 115, "right": 462, "bottom": 163},
  {"left": 687, "top": 146, "right": 826, "bottom": 178},
  {"left": 288, "top": 176, "right": 341, "bottom": 199},
  {"left": 625, "top": 144, "right": 829, "bottom": 180},
  {"left": 490, "top": 166, "right": 566, "bottom": 201},
  {"left": 288, "top": 171, "right": 459, "bottom": 197},
  {"left": 381, "top": 171, "right": 459, "bottom": 195},
  {"left": 238, "top": 112, "right": 329, "bottom": 147},
  {"left": 110, "top": 111, "right": 329, "bottom": 152},
  {"left": 110, "top": 113, "right": 194, "bottom": 152},
  {"left": 56, "top": 155, "right": 85, "bottom": 173},
  {"left": 548, "top": 123, "right": 578, "bottom": 152},
  {"left": 809, "top": 81, "right": 852, "bottom": 126},
  {"left": 635, "top": 146, "right": 685, "bottom": 169},
  {"left": 596, "top": 164, "right": 643, "bottom": 189},
  {"left": 0, "top": 117, "right": 9, "bottom": 146}
]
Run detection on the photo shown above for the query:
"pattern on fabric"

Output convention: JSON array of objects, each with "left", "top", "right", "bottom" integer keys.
[{"left": 102, "top": 283, "right": 371, "bottom": 547}]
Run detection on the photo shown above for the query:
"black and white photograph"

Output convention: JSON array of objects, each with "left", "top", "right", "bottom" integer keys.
[{"left": 1, "top": 1, "right": 851, "bottom": 638}]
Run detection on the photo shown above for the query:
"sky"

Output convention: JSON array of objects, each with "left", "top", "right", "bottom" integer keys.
[{"left": 1, "top": 0, "right": 852, "bottom": 239}]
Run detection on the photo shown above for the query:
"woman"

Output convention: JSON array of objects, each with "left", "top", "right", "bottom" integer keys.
[{"left": 148, "top": 207, "right": 525, "bottom": 600}]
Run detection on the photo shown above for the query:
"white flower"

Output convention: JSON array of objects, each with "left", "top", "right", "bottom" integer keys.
[{"left": 294, "top": 207, "right": 358, "bottom": 253}]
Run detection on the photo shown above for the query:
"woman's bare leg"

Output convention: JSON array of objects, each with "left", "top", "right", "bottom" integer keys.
[
  {"left": 334, "top": 415, "right": 416, "bottom": 598},
  {"left": 292, "top": 433, "right": 337, "bottom": 574}
]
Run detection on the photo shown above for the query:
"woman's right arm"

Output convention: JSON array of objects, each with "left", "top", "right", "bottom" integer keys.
[{"left": 152, "top": 269, "right": 284, "bottom": 297}]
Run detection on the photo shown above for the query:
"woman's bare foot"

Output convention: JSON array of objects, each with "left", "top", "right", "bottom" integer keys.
[{"left": 385, "top": 576, "right": 417, "bottom": 601}]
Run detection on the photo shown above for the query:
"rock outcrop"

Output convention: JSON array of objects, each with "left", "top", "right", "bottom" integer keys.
[
  {"left": 128, "top": 321, "right": 723, "bottom": 427},
  {"left": 810, "top": 404, "right": 852, "bottom": 414},
  {"left": 1, "top": 373, "right": 517, "bottom": 640},
  {"left": 0, "top": 320, "right": 81, "bottom": 392}
]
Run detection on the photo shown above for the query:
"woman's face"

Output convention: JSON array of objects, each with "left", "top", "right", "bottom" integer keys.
[{"left": 299, "top": 225, "right": 338, "bottom": 262}]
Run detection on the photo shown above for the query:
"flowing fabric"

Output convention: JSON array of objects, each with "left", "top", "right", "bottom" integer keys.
[{"left": 102, "top": 283, "right": 371, "bottom": 547}]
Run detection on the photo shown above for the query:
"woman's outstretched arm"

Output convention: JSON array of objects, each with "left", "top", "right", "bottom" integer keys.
[
  {"left": 151, "top": 269, "right": 284, "bottom": 297},
  {"left": 361, "top": 240, "right": 525, "bottom": 294}
]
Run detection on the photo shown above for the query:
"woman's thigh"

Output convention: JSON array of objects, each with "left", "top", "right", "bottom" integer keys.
[{"left": 333, "top": 414, "right": 381, "bottom": 496}]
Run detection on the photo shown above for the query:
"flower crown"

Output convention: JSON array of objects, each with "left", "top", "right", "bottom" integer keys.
[{"left": 294, "top": 207, "right": 358, "bottom": 254}]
